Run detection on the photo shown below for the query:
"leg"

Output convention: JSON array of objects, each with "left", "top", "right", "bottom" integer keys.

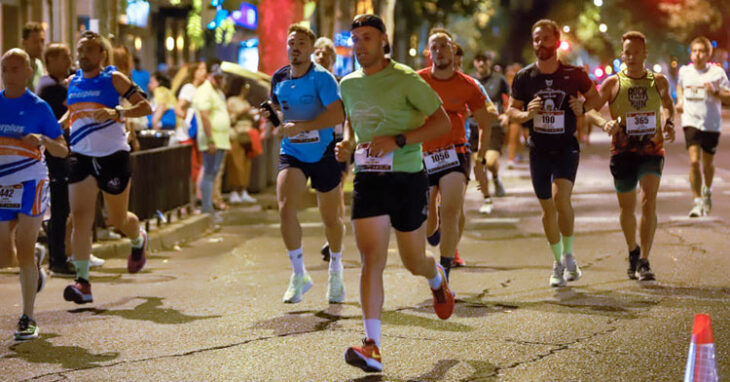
[
  {"left": 47, "top": 163, "right": 70, "bottom": 267},
  {"left": 437, "top": 172, "right": 467, "bottom": 259},
  {"left": 353, "top": 216, "right": 391, "bottom": 321},
  {"left": 0, "top": 221, "right": 17, "bottom": 269},
  {"left": 277, "top": 167, "right": 307, "bottom": 250},
  {"left": 395, "top": 222, "right": 437, "bottom": 279},
  {"left": 69, "top": 176, "right": 99, "bottom": 262},
  {"left": 552, "top": 179, "right": 575, "bottom": 238},
  {"left": 15, "top": 215, "right": 43, "bottom": 318},
  {"left": 688, "top": 145, "right": 702, "bottom": 198},
  {"left": 616, "top": 190, "right": 638, "bottom": 251},
  {"left": 507, "top": 122, "right": 521, "bottom": 163},
  {"left": 538, "top": 198, "right": 561, "bottom": 245},
  {"left": 486, "top": 150, "right": 500, "bottom": 178},
  {"left": 701, "top": 151, "right": 715, "bottom": 190},
  {"left": 200, "top": 150, "right": 225, "bottom": 213},
  {"left": 425, "top": 186, "right": 439, "bottom": 237},
  {"left": 317, "top": 186, "right": 344, "bottom": 254},
  {"left": 638, "top": 175, "right": 660, "bottom": 260},
  {"left": 102, "top": 181, "right": 141, "bottom": 240}
]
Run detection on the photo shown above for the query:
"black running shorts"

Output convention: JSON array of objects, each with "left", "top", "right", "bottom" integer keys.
[
  {"left": 529, "top": 148, "right": 580, "bottom": 200},
  {"left": 683, "top": 126, "right": 720, "bottom": 155},
  {"left": 352, "top": 171, "right": 429, "bottom": 232},
  {"left": 67, "top": 151, "right": 132, "bottom": 195}
]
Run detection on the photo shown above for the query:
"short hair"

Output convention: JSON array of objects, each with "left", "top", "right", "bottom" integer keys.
[
  {"left": 112, "top": 45, "right": 133, "bottom": 76},
  {"left": 428, "top": 27, "right": 453, "bottom": 40},
  {"left": 1, "top": 48, "right": 31, "bottom": 68},
  {"left": 43, "top": 43, "right": 70, "bottom": 65},
  {"left": 531, "top": 19, "right": 560, "bottom": 40},
  {"left": 690, "top": 36, "right": 713, "bottom": 56},
  {"left": 454, "top": 43, "right": 464, "bottom": 57},
  {"left": 622, "top": 31, "right": 647, "bottom": 46},
  {"left": 287, "top": 24, "right": 316, "bottom": 44},
  {"left": 314, "top": 37, "right": 336, "bottom": 58},
  {"left": 152, "top": 71, "right": 171, "bottom": 89},
  {"left": 22, "top": 22, "right": 44, "bottom": 40}
]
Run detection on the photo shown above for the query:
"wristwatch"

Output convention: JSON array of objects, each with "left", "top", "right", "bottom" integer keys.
[
  {"left": 114, "top": 106, "right": 125, "bottom": 119},
  {"left": 394, "top": 134, "right": 407, "bottom": 148}
]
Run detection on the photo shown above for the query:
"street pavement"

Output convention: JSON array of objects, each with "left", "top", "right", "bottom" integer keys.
[{"left": 1, "top": 120, "right": 729, "bottom": 381}]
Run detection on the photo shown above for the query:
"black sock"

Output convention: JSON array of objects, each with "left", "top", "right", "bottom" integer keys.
[{"left": 629, "top": 246, "right": 640, "bottom": 258}]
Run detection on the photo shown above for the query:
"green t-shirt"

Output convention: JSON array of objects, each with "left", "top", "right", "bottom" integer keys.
[
  {"left": 340, "top": 60, "right": 442, "bottom": 173},
  {"left": 193, "top": 80, "right": 231, "bottom": 151}
]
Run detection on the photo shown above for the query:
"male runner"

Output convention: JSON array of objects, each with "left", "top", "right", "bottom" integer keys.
[
  {"left": 1, "top": 49, "right": 67, "bottom": 339},
  {"left": 676, "top": 36, "right": 730, "bottom": 217},
  {"left": 63, "top": 31, "right": 152, "bottom": 304},
  {"left": 507, "top": 19, "right": 602, "bottom": 287},
  {"left": 418, "top": 29, "right": 493, "bottom": 276},
  {"left": 266, "top": 25, "right": 346, "bottom": 304},
  {"left": 588, "top": 31, "right": 676, "bottom": 280},
  {"left": 337, "top": 14, "right": 454, "bottom": 372}
]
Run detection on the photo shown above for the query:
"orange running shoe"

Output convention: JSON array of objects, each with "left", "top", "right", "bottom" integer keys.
[
  {"left": 453, "top": 250, "right": 465, "bottom": 267},
  {"left": 431, "top": 264, "right": 455, "bottom": 320},
  {"left": 345, "top": 338, "right": 382, "bottom": 372}
]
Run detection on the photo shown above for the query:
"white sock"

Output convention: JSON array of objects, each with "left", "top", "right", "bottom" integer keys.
[
  {"left": 364, "top": 319, "right": 381, "bottom": 347},
  {"left": 329, "top": 250, "right": 342, "bottom": 273},
  {"left": 288, "top": 248, "right": 305, "bottom": 275},
  {"left": 427, "top": 265, "right": 443, "bottom": 290}
]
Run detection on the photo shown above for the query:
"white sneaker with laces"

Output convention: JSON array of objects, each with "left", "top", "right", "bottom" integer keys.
[
  {"left": 326, "top": 271, "right": 346, "bottom": 303},
  {"left": 561, "top": 253, "right": 581, "bottom": 282},
  {"left": 228, "top": 191, "right": 242, "bottom": 204},
  {"left": 689, "top": 198, "right": 704, "bottom": 218},
  {"left": 239, "top": 191, "right": 257, "bottom": 203},
  {"left": 550, "top": 261, "right": 566, "bottom": 287},
  {"left": 282, "top": 273, "right": 313, "bottom": 303},
  {"left": 478, "top": 198, "right": 493, "bottom": 214}
]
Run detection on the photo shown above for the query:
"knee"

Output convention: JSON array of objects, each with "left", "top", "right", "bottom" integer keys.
[
  {"left": 689, "top": 160, "right": 701, "bottom": 170},
  {"left": 322, "top": 212, "right": 342, "bottom": 230},
  {"left": 640, "top": 196, "right": 656, "bottom": 212}
]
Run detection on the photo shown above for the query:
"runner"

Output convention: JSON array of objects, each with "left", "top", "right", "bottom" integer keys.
[
  {"left": 0, "top": 48, "right": 68, "bottom": 339},
  {"left": 676, "top": 36, "right": 730, "bottom": 217},
  {"left": 587, "top": 31, "right": 676, "bottom": 281},
  {"left": 506, "top": 19, "right": 602, "bottom": 287},
  {"left": 418, "top": 29, "right": 493, "bottom": 277},
  {"left": 264, "top": 25, "right": 346, "bottom": 304},
  {"left": 62, "top": 31, "right": 152, "bottom": 304},
  {"left": 337, "top": 14, "right": 454, "bottom": 372}
]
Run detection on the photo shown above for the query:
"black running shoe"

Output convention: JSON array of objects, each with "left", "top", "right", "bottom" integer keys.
[
  {"left": 627, "top": 246, "right": 640, "bottom": 280},
  {"left": 636, "top": 259, "right": 655, "bottom": 281},
  {"left": 321, "top": 243, "right": 330, "bottom": 262}
]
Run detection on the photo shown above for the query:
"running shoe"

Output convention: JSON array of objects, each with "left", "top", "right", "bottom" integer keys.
[
  {"left": 627, "top": 246, "right": 640, "bottom": 280},
  {"left": 63, "top": 278, "right": 93, "bottom": 304},
  {"left": 688, "top": 198, "right": 704, "bottom": 218},
  {"left": 345, "top": 338, "right": 382, "bottom": 372},
  {"left": 321, "top": 242, "right": 330, "bottom": 262},
  {"left": 561, "top": 253, "right": 581, "bottom": 282},
  {"left": 326, "top": 270, "right": 345, "bottom": 304},
  {"left": 636, "top": 259, "right": 655, "bottom": 281},
  {"left": 478, "top": 197, "right": 493, "bottom": 214},
  {"left": 427, "top": 227, "right": 441, "bottom": 247},
  {"left": 128, "top": 229, "right": 148, "bottom": 274},
  {"left": 431, "top": 264, "right": 455, "bottom": 320},
  {"left": 14, "top": 315, "right": 39, "bottom": 341},
  {"left": 507, "top": 160, "right": 516, "bottom": 169},
  {"left": 282, "top": 273, "right": 313, "bottom": 303},
  {"left": 34, "top": 244, "right": 47, "bottom": 293},
  {"left": 549, "top": 261, "right": 566, "bottom": 287},
  {"left": 239, "top": 191, "right": 257, "bottom": 204},
  {"left": 453, "top": 250, "right": 465, "bottom": 267},
  {"left": 228, "top": 191, "right": 243, "bottom": 204},
  {"left": 702, "top": 186, "right": 712, "bottom": 215},
  {"left": 493, "top": 178, "right": 506, "bottom": 197}
]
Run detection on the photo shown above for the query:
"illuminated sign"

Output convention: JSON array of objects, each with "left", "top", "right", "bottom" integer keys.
[
  {"left": 231, "top": 3, "right": 258, "bottom": 30},
  {"left": 126, "top": 0, "right": 150, "bottom": 28}
]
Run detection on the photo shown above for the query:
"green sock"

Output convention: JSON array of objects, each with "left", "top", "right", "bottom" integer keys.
[
  {"left": 549, "top": 240, "right": 563, "bottom": 263},
  {"left": 562, "top": 235, "right": 574, "bottom": 255},
  {"left": 73, "top": 260, "right": 90, "bottom": 281}
]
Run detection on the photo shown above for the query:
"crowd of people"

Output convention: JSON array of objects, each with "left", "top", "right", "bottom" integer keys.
[{"left": 1, "top": 14, "right": 727, "bottom": 375}]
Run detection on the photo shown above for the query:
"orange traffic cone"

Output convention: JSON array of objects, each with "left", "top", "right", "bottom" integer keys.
[{"left": 684, "top": 314, "right": 719, "bottom": 382}]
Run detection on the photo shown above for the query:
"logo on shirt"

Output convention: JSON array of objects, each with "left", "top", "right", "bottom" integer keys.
[
  {"left": 628, "top": 87, "right": 648, "bottom": 109},
  {"left": 545, "top": 80, "right": 553, "bottom": 87},
  {"left": 68, "top": 90, "right": 102, "bottom": 99},
  {"left": 0, "top": 124, "right": 24, "bottom": 136},
  {"left": 536, "top": 88, "right": 566, "bottom": 111},
  {"left": 350, "top": 101, "right": 385, "bottom": 132}
]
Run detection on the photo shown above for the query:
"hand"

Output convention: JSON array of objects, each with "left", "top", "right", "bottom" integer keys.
[
  {"left": 675, "top": 102, "right": 684, "bottom": 114},
  {"left": 704, "top": 82, "right": 718, "bottom": 97},
  {"left": 207, "top": 141, "right": 217, "bottom": 154},
  {"left": 369, "top": 135, "right": 398, "bottom": 157},
  {"left": 526, "top": 97, "right": 542, "bottom": 119},
  {"left": 335, "top": 140, "right": 354, "bottom": 162},
  {"left": 569, "top": 95, "right": 584, "bottom": 116},
  {"left": 280, "top": 121, "right": 306, "bottom": 137},
  {"left": 498, "top": 114, "right": 510, "bottom": 130},
  {"left": 22, "top": 133, "right": 43, "bottom": 147},
  {"left": 664, "top": 120, "right": 676, "bottom": 142},
  {"left": 602, "top": 119, "right": 620, "bottom": 136},
  {"left": 94, "top": 107, "right": 117, "bottom": 122}
]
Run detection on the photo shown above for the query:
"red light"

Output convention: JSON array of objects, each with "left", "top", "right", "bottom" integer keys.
[
  {"left": 594, "top": 67, "right": 604, "bottom": 77},
  {"left": 559, "top": 41, "right": 570, "bottom": 51}
]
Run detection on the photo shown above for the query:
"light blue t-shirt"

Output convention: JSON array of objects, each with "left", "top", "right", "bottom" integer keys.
[{"left": 270, "top": 63, "right": 341, "bottom": 163}]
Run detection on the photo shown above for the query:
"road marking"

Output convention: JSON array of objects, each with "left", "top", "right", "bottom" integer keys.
[
  {"left": 266, "top": 222, "right": 323, "bottom": 228},
  {"left": 575, "top": 216, "right": 619, "bottom": 223},
  {"left": 470, "top": 217, "right": 521, "bottom": 224},
  {"left": 668, "top": 216, "right": 722, "bottom": 223}
]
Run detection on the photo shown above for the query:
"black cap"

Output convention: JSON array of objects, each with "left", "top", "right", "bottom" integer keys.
[{"left": 351, "top": 14, "right": 390, "bottom": 54}]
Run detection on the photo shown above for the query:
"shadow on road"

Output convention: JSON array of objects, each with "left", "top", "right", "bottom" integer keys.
[
  {"left": 68, "top": 296, "right": 220, "bottom": 324},
  {"left": 2, "top": 333, "right": 119, "bottom": 369}
]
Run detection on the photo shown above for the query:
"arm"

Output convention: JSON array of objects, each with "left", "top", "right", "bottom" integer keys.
[
  {"left": 151, "top": 106, "right": 165, "bottom": 130},
  {"left": 585, "top": 76, "right": 621, "bottom": 136},
  {"left": 655, "top": 74, "right": 676, "bottom": 142},
  {"left": 22, "top": 134, "right": 68, "bottom": 158},
  {"left": 104, "top": 71, "right": 153, "bottom": 119},
  {"left": 675, "top": 85, "right": 684, "bottom": 114},
  {"left": 58, "top": 111, "right": 70, "bottom": 130},
  {"left": 335, "top": 119, "right": 355, "bottom": 162},
  {"left": 280, "top": 100, "right": 345, "bottom": 137},
  {"left": 175, "top": 98, "right": 191, "bottom": 119},
  {"left": 369, "top": 106, "right": 450, "bottom": 156},
  {"left": 506, "top": 96, "right": 542, "bottom": 124},
  {"left": 472, "top": 107, "right": 493, "bottom": 159},
  {"left": 198, "top": 109, "right": 217, "bottom": 153}
]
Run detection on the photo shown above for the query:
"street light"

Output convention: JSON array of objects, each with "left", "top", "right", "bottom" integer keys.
[
  {"left": 563, "top": 25, "right": 571, "bottom": 33},
  {"left": 594, "top": 0, "right": 603, "bottom": 6},
  {"left": 599, "top": 24, "right": 607, "bottom": 33}
]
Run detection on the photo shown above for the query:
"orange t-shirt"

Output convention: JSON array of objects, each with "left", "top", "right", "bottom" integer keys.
[{"left": 417, "top": 69, "right": 487, "bottom": 153}]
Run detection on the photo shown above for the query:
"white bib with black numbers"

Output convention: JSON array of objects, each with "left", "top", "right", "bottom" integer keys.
[
  {"left": 533, "top": 111, "right": 565, "bottom": 134},
  {"left": 0, "top": 184, "right": 23, "bottom": 210},
  {"left": 626, "top": 111, "right": 657, "bottom": 136},
  {"left": 289, "top": 130, "right": 320, "bottom": 144},
  {"left": 684, "top": 86, "right": 706, "bottom": 101},
  {"left": 354, "top": 143, "right": 393, "bottom": 172},
  {"left": 423, "top": 145, "right": 459, "bottom": 174}
]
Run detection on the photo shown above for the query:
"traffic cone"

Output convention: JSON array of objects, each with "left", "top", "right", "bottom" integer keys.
[{"left": 684, "top": 314, "right": 719, "bottom": 382}]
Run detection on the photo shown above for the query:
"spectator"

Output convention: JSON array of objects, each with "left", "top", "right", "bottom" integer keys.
[
  {"left": 148, "top": 71, "right": 177, "bottom": 131},
  {"left": 21, "top": 22, "right": 45, "bottom": 92},
  {"left": 225, "top": 76, "right": 259, "bottom": 204},
  {"left": 192, "top": 58, "right": 231, "bottom": 219},
  {"left": 131, "top": 56, "right": 150, "bottom": 94},
  {"left": 175, "top": 62, "right": 208, "bottom": 203}
]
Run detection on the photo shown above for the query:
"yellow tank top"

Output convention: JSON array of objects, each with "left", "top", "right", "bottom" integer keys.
[{"left": 609, "top": 70, "right": 664, "bottom": 156}]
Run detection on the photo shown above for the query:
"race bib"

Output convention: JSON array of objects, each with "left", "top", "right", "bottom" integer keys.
[
  {"left": 0, "top": 184, "right": 23, "bottom": 210},
  {"left": 423, "top": 146, "right": 460, "bottom": 174},
  {"left": 354, "top": 143, "right": 393, "bottom": 172},
  {"left": 533, "top": 111, "right": 565, "bottom": 134},
  {"left": 685, "top": 87, "right": 706, "bottom": 101},
  {"left": 626, "top": 111, "right": 657, "bottom": 137},
  {"left": 288, "top": 130, "right": 320, "bottom": 144}
]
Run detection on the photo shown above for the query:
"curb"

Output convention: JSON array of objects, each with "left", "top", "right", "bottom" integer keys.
[{"left": 92, "top": 214, "right": 213, "bottom": 259}]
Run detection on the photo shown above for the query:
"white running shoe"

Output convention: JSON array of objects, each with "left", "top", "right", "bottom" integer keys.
[
  {"left": 239, "top": 191, "right": 257, "bottom": 204},
  {"left": 326, "top": 271, "right": 346, "bottom": 303},
  {"left": 478, "top": 197, "right": 494, "bottom": 214},
  {"left": 702, "top": 186, "right": 712, "bottom": 215},
  {"left": 282, "top": 273, "right": 313, "bottom": 303},
  {"left": 688, "top": 198, "right": 704, "bottom": 218},
  {"left": 228, "top": 191, "right": 242, "bottom": 204},
  {"left": 549, "top": 261, "right": 566, "bottom": 287},
  {"left": 561, "top": 253, "right": 581, "bottom": 282}
]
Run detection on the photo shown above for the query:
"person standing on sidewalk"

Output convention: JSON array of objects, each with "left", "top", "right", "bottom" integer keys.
[
  {"left": 676, "top": 36, "right": 730, "bottom": 217},
  {"left": 588, "top": 31, "right": 676, "bottom": 281},
  {"left": 1, "top": 48, "right": 68, "bottom": 339},
  {"left": 337, "top": 14, "right": 454, "bottom": 372},
  {"left": 263, "top": 25, "right": 346, "bottom": 305},
  {"left": 507, "top": 19, "right": 602, "bottom": 287}
]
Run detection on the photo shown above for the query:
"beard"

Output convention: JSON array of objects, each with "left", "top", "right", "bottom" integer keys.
[
  {"left": 79, "top": 59, "right": 97, "bottom": 72},
  {"left": 434, "top": 59, "right": 453, "bottom": 71},
  {"left": 535, "top": 46, "right": 555, "bottom": 61}
]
